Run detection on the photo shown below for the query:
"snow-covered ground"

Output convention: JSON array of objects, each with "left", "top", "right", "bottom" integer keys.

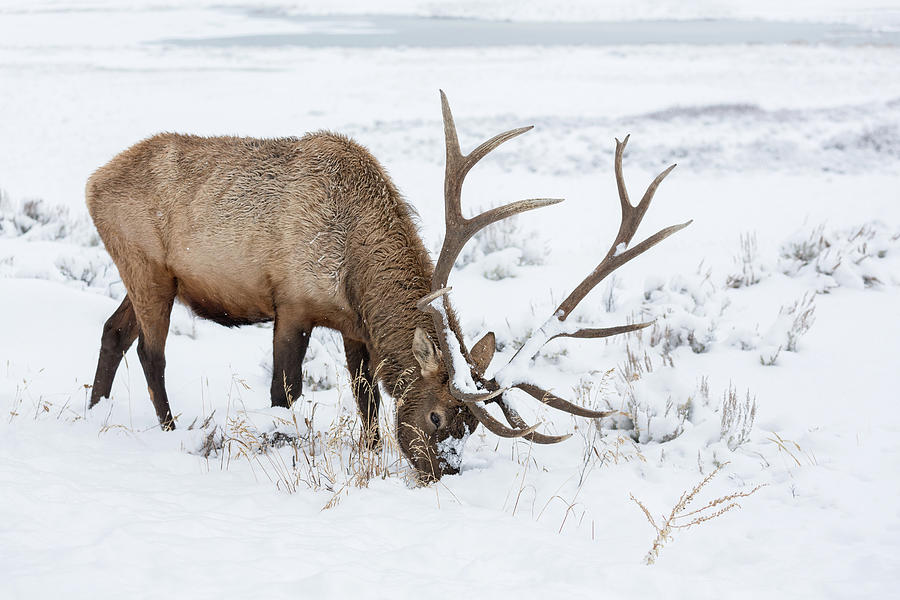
[{"left": 2, "top": 2, "right": 899, "bottom": 598}]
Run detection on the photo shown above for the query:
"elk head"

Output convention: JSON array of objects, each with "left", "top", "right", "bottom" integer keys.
[
  {"left": 393, "top": 326, "right": 493, "bottom": 480},
  {"left": 405, "top": 91, "right": 691, "bottom": 481}
]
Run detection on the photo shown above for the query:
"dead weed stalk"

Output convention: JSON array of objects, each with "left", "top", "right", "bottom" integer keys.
[{"left": 630, "top": 462, "right": 766, "bottom": 565}]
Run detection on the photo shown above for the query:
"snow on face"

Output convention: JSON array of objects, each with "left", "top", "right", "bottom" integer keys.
[{"left": 436, "top": 424, "right": 470, "bottom": 472}]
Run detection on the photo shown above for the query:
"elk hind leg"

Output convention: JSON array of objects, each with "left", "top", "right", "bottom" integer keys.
[
  {"left": 270, "top": 311, "right": 312, "bottom": 408},
  {"left": 90, "top": 295, "right": 139, "bottom": 407},
  {"left": 130, "top": 278, "right": 177, "bottom": 430},
  {"left": 344, "top": 338, "right": 381, "bottom": 449}
]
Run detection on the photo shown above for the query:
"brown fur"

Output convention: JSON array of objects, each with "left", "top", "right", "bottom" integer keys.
[{"left": 87, "top": 131, "right": 482, "bottom": 478}]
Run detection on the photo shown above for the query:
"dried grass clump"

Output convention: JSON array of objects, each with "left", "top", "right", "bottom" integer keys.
[
  {"left": 782, "top": 293, "right": 816, "bottom": 352},
  {"left": 779, "top": 221, "right": 897, "bottom": 290},
  {"left": 759, "top": 345, "right": 781, "bottom": 366},
  {"left": 615, "top": 344, "right": 654, "bottom": 442},
  {"left": 613, "top": 347, "right": 708, "bottom": 445},
  {"left": 639, "top": 267, "right": 722, "bottom": 356},
  {"left": 782, "top": 223, "right": 829, "bottom": 267},
  {"left": 630, "top": 462, "right": 766, "bottom": 565},
  {"left": 768, "top": 432, "right": 818, "bottom": 468},
  {"left": 726, "top": 232, "right": 763, "bottom": 288},
  {"left": 217, "top": 404, "right": 410, "bottom": 506},
  {"left": 720, "top": 384, "right": 756, "bottom": 451},
  {"left": 760, "top": 293, "right": 816, "bottom": 365},
  {"left": 195, "top": 367, "right": 419, "bottom": 507}
]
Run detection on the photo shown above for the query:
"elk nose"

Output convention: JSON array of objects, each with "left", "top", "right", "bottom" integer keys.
[{"left": 429, "top": 411, "right": 442, "bottom": 429}]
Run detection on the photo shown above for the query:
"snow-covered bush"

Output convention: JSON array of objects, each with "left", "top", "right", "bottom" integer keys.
[
  {"left": 760, "top": 293, "right": 816, "bottom": 364},
  {"left": 1, "top": 193, "right": 121, "bottom": 295},
  {"left": 479, "top": 247, "right": 524, "bottom": 280},
  {"left": 606, "top": 341, "right": 760, "bottom": 452},
  {"left": 0, "top": 195, "right": 99, "bottom": 246},
  {"left": 184, "top": 386, "right": 412, "bottom": 498},
  {"left": 449, "top": 213, "right": 547, "bottom": 280},
  {"left": 640, "top": 271, "right": 726, "bottom": 355},
  {"left": 55, "top": 252, "right": 118, "bottom": 291},
  {"left": 612, "top": 348, "right": 697, "bottom": 444},
  {"left": 726, "top": 232, "right": 765, "bottom": 288},
  {"left": 779, "top": 221, "right": 898, "bottom": 291},
  {"left": 720, "top": 384, "right": 756, "bottom": 451},
  {"left": 721, "top": 322, "right": 762, "bottom": 352}
]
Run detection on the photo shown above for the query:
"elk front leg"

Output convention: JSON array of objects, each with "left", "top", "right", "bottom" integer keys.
[
  {"left": 270, "top": 312, "right": 312, "bottom": 408},
  {"left": 344, "top": 338, "right": 381, "bottom": 449},
  {"left": 90, "top": 295, "right": 139, "bottom": 407}
]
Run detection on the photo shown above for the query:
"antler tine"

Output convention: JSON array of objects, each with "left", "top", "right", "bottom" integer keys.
[
  {"left": 548, "top": 320, "right": 654, "bottom": 341},
  {"left": 614, "top": 134, "right": 632, "bottom": 211},
  {"left": 468, "top": 401, "right": 542, "bottom": 439},
  {"left": 494, "top": 398, "right": 573, "bottom": 444},
  {"left": 433, "top": 90, "right": 563, "bottom": 290},
  {"left": 513, "top": 384, "right": 618, "bottom": 419},
  {"left": 554, "top": 137, "right": 690, "bottom": 321},
  {"left": 441, "top": 93, "right": 534, "bottom": 181}
]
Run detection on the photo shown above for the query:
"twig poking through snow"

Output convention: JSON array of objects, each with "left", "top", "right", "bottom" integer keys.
[{"left": 630, "top": 462, "right": 766, "bottom": 565}]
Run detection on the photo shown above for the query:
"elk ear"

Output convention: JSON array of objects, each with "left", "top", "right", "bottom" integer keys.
[
  {"left": 469, "top": 331, "right": 496, "bottom": 374},
  {"left": 412, "top": 327, "right": 442, "bottom": 378}
]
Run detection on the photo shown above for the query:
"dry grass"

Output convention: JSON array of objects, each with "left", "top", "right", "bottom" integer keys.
[
  {"left": 630, "top": 462, "right": 766, "bottom": 565},
  {"left": 782, "top": 223, "right": 829, "bottom": 266},
  {"left": 210, "top": 370, "right": 417, "bottom": 507},
  {"left": 4, "top": 360, "right": 436, "bottom": 507},
  {"left": 572, "top": 369, "right": 641, "bottom": 483},
  {"left": 726, "top": 232, "right": 762, "bottom": 288},
  {"left": 501, "top": 371, "right": 646, "bottom": 540},
  {"left": 768, "top": 432, "right": 818, "bottom": 467},
  {"left": 783, "top": 293, "right": 817, "bottom": 352},
  {"left": 504, "top": 430, "right": 647, "bottom": 541},
  {"left": 6, "top": 374, "right": 87, "bottom": 425},
  {"left": 720, "top": 383, "right": 757, "bottom": 450},
  {"left": 205, "top": 361, "right": 474, "bottom": 505},
  {"left": 759, "top": 344, "right": 782, "bottom": 366}
]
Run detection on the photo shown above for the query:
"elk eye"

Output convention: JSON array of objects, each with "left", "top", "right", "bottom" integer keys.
[{"left": 429, "top": 411, "right": 442, "bottom": 429}]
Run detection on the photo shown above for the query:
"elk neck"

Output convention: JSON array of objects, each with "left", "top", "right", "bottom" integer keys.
[{"left": 341, "top": 195, "right": 467, "bottom": 395}]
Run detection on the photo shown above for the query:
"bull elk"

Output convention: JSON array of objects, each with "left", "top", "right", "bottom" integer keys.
[{"left": 86, "top": 91, "right": 690, "bottom": 480}]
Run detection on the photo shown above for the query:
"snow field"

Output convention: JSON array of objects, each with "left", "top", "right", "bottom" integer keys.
[{"left": 3, "top": 167, "right": 899, "bottom": 597}]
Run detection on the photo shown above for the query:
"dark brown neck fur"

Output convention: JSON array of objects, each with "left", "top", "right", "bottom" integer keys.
[{"left": 329, "top": 142, "right": 466, "bottom": 393}]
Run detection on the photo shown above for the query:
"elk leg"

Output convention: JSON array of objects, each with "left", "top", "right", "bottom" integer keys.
[
  {"left": 344, "top": 338, "right": 381, "bottom": 449},
  {"left": 270, "top": 316, "right": 312, "bottom": 408},
  {"left": 130, "top": 279, "right": 177, "bottom": 430},
  {"left": 90, "top": 295, "right": 139, "bottom": 407}
]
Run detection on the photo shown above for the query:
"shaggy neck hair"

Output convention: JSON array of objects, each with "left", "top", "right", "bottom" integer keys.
[{"left": 328, "top": 134, "right": 468, "bottom": 393}]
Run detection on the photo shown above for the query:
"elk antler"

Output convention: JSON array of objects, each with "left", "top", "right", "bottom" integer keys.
[
  {"left": 417, "top": 91, "right": 561, "bottom": 411},
  {"left": 419, "top": 91, "right": 691, "bottom": 443},
  {"left": 432, "top": 90, "right": 563, "bottom": 292},
  {"left": 492, "top": 135, "right": 692, "bottom": 414}
]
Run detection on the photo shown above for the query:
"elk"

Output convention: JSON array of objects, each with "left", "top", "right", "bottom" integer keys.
[{"left": 86, "top": 91, "right": 689, "bottom": 480}]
